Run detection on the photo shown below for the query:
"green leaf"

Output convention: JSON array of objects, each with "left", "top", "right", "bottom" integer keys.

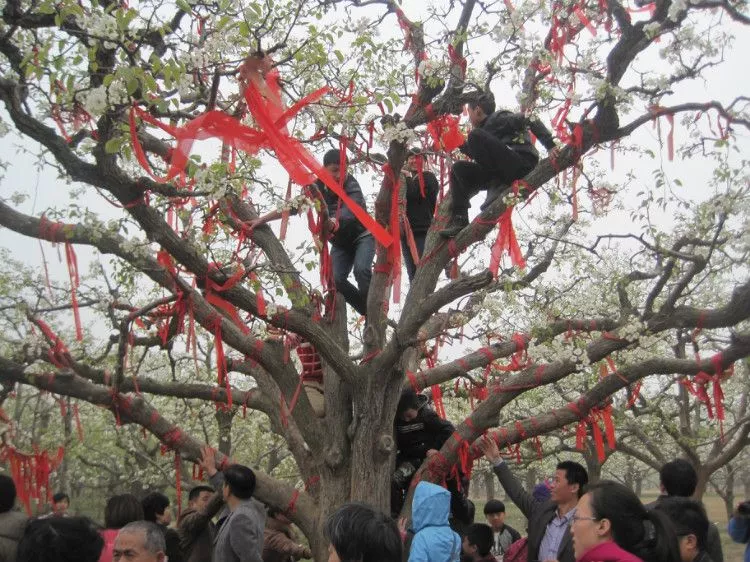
[{"left": 104, "top": 137, "right": 123, "bottom": 154}]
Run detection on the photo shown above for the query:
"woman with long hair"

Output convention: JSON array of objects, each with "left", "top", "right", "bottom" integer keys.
[{"left": 571, "top": 480, "right": 681, "bottom": 562}]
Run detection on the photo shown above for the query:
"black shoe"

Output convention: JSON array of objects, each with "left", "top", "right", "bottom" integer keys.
[
  {"left": 439, "top": 213, "right": 469, "bottom": 238},
  {"left": 480, "top": 183, "right": 506, "bottom": 211}
]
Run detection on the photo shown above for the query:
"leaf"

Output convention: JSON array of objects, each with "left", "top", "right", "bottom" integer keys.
[{"left": 105, "top": 137, "right": 123, "bottom": 154}]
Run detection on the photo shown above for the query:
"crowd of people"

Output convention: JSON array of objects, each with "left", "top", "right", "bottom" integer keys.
[{"left": 2, "top": 432, "right": 747, "bottom": 562}]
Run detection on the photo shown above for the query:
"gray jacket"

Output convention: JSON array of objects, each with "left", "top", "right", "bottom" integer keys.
[
  {"left": 212, "top": 498, "right": 266, "bottom": 562},
  {"left": 492, "top": 463, "right": 575, "bottom": 562},
  {"left": 0, "top": 510, "right": 27, "bottom": 562}
]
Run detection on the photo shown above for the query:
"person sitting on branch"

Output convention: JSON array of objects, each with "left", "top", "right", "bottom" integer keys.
[
  {"left": 393, "top": 389, "right": 473, "bottom": 528},
  {"left": 440, "top": 92, "right": 558, "bottom": 238},
  {"left": 249, "top": 149, "right": 375, "bottom": 317}
]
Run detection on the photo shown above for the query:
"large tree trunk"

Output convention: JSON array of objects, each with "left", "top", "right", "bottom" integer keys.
[{"left": 484, "top": 469, "right": 496, "bottom": 501}]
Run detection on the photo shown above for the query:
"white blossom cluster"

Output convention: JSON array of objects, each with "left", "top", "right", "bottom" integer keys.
[
  {"left": 77, "top": 86, "right": 108, "bottom": 116},
  {"left": 76, "top": 12, "right": 123, "bottom": 49},
  {"left": 668, "top": 0, "right": 687, "bottom": 21},
  {"left": 186, "top": 29, "right": 244, "bottom": 70},
  {"left": 119, "top": 236, "right": 154, "bottom": 261},
  {"left": 526, "top": 337, "right": 591, "bottom": 367},
  {"left": 643, "top": 22, "right": 662, "bottom": 40},
  {"left": 381, "top": 121, "right": 417, "bottom": 145},
  {"left": 275, "top": 193, "right": 315, "bottom": 214}
]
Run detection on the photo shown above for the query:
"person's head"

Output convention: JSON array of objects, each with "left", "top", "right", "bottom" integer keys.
[
  {"left": 462, "top": 523, "right": 493, "bottom": 559},
  {"left": 52, "top": 492, "right": 70, "bottom": 514},
  {"left": 323, "top": 149, "right": 346, "bottom": 183},
  {"left": 16, "top": 516, "right": 104, "bottom": 562},
  {"left": 660, "top": 459, "right": 698, "bottom": 497},
  {"left": 187, "top": 485, "right": 214, "bottom": 512},
  {"left": 572, "top": 480, "right": 681, "bottom": 562},
  {"left": 104, "top": 494, "right": 144, "bottom": 530},
  {"left": 653, "top": 497, "right": 709, "bottom": 562},
  {"left": 113, "top": 521, "right": 166, "bottom": 562},
  {"left": 551, "top": 461, "right": 588, "bottom": 505},
  {"left": 222, "top": 464, "right": 256, "bottom": 503},
  {"left": 406, "top": 148, "right": 423, "bottom": 172},
  {"left": 0, "top": 474, "right": 16, "bottom": 513},
  {"left": 467, "top": 93, "right": 496, "bottom": 127},
  {"left": 324, "top": 502, "right": 402, "bottom": 562},
  {"left": 483, "top": 499, "right": 506, "bottom": 531},
  {"left": 141, "top": 492, "right": 171, "bottom": 525},
  {"left": 533, "top": 481, "right": 552, "bottom": 503},
  {"left": 396, "top": 388, "right": 421, "bottom": 422}
]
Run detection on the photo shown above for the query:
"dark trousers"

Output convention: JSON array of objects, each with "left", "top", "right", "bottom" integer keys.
[
  {"left": 331, "top": 232, "right": 375, "bottom": 316},
  {"left": 450, "top": 128, "right": 537, "bottom": 214},
  {"left": 401, "top": 230, "right": 427, "bottom": 282}
]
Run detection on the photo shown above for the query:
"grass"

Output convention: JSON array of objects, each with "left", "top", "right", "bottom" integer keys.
[{"left": 471, "top": 492, "right": 747, "bottom": 562}]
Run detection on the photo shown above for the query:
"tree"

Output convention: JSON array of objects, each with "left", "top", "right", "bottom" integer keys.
[{"left": 1, "top": 0, "right": 750, "bottom": 558}]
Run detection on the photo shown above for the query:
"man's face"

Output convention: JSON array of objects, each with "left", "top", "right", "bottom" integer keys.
[
  {"left": 468, "top": 105, "right": 485, "bottom": 127},
  {"left": 189, "top": 491, "right": 212, "bottom": 512},
  {"left": 461, "top": 536, "right": 477, "bottom": 556},
  {"left": 485, "top": 510, "right": 506, "bottom": 531},
  {"left": 113, "top": 530, "right": 165, "bottom": 562},
  {"left": 406, "top": 154, "right": 418, "bottom": 171},
  {"left": 53, "top": 499, "right": 69, "bottom": 514},
  {"left": 551, "top": 468, "right": 578, "bottom": 505},
  {"left": 400, "top": 408, "right": 418, "bottom": 422},
  {"left": 155, "top": 506, "right": 172, "bottom": 525},
  {"left": 324, "top": 163, "right": 341, "bottom": 183}
]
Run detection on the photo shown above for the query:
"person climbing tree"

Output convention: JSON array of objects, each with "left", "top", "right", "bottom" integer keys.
[{"left": 440, "top": 92, "right": 558, "bottom": 238}]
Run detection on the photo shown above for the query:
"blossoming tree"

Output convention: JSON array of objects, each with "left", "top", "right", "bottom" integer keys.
[{"left": 1, "top": 0, "right": 749, "bottom": 557}]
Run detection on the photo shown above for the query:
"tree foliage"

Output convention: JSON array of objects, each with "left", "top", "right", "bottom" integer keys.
[{"left": 1, "top": 0, "right": 749, "bottom": 558}]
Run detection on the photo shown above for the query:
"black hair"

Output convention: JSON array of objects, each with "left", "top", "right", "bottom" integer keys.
[
  {"left": 653, "top": 497, "right": 709, "bottom": 550},
  {"left": 104, "top": 493, "right": 144, "bottom": 529},
  {"left": 468, "top": 92, "right": 496, "bottom": 116},
  {"left": 324, "top": 502, "right": 402, "bottom": 562},
  {"left": 483, "top": 499, "right": 506, "bottom": 515},
  {"left": 141, "top": 491, "right": 170, "bottom": 522},
  {"left": 17, "top": 516, "right": 104, "bottom": 562},
  {"left": 465, "top": 523, "right": 493, "bottom": 556},
  {"left": 52, "top": 492, "right": 70, "bottom": 504},
  {"left": 323, "top": 148, "right": 345, "bottom": 167},
  {"left": 660, "top": 459, "right": 697, "bottom": 497},
  {"left": 188, "top": 485, "right": 214, "bottom": 503},
  {"left": 397, "top": 388, "right": 420, "bottom": 416},
  {"left": 0, "top": 474, "right": 16, "bottom": 513},
  {"left": 223, "top": 464, "right": 256, "bottom": 500},
  {"left": 588, "top": 480, "right": 681, "bottom": 562},
  {"left": 557, "top": 460, "right": 589, "bottom": 498}
]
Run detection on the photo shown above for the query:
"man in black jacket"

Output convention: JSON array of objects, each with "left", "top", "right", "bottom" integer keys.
[
  {"left": 647, "top": 459, "right": 723, "bottom": 562},
  {"left": 249, "top": 149, "right": 375, "bottom": 316},
  {"left": 401, "top": 149, "right": 440, "bottom": 281},
  {"left": 441, "top": 92, "right": 558, "bottom": 237},
  {"left": 392, "top": 389, "right": 472, "bottom": 527},
  {"left": 479, "top": 436, "right": 587, "bottom": 562}
]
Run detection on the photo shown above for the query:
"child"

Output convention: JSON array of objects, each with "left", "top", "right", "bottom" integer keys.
[
  {"left": 483, "top": 501, "right": 520, "bottom": 561},
  {"left": 409, "top": 482, "right": 462, "bottom": 562}
]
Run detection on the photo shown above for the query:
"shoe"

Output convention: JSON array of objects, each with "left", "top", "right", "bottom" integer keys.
[
  {"left": 480, "top": 179, "right": 507, "bottom": 211},
  {"left": 439, "top": 213, "right": 469, "bottom": 238}
]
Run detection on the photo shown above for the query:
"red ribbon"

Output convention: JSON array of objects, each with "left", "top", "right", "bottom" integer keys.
[{"left": 489, "top": 208, "right": 526, "bottom": 276}]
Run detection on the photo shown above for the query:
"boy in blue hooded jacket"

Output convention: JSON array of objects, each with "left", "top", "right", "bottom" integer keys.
[{"left": 408, "top": 481, "right": 462, "bottom": 562}]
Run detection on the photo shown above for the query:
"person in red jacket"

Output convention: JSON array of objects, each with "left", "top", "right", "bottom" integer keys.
[{"left": 572, "top": 480, "right": 680, "bottom": 562}]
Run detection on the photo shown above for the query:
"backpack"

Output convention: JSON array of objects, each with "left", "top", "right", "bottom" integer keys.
[{"left": 503, "top": 537, "right": 528, "bottom": 562}]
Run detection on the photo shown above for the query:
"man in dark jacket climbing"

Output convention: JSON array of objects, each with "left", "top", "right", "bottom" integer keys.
[
  {"left": 392, "top": 389, "right": 472, "bottom": 528},
  {"left": 441, "top": 92, "right": 558, "bottom": 237}
]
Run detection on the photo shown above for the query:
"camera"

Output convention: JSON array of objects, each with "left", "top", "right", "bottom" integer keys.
[{"left": 738, "top": 500, "right": 750, "bottom": 517}]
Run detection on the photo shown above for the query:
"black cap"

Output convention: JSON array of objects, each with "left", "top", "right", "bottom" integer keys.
[{"left": 323, "top": 149, "right": 345, "bottom": 167}]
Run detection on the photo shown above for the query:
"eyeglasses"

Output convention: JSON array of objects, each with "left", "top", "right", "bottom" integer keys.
[{"left": 572, "top": 515, "right": 601, "bottom": 523}]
